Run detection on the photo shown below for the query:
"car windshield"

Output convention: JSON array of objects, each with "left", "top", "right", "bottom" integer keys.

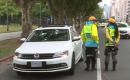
[
  {"left": 27, "top": 29, "right": 70, "bottom": 42},
  {"left": 117, "top": 23, "right": 128, "bottom": 28}
]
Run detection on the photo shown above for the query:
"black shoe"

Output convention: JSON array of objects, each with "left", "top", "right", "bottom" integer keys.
[
  {"left": 112, "top": 68, "right": 116, "bottom": 71},
  {"left": 105, "top": 68, "right": 108, "bottom": 71},
  {"left": 105, "top": 63, "right": 108, "bottom": 71},
  {"left": 105, "top": 67, "right": 108, "bottom": 71},
  {"left": 112, "top": 62, "right": 116, "bottom": 71},
  {"left": 91, "top": 67, "right": 96, "bottom": 71},
  {"left": 85, "top": 68, "right": 90, "bottom": 71}
]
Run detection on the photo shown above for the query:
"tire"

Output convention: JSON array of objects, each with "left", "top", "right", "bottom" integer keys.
[
  {"left": 127, "top": 36, "right": 130, "bottom": 39},
  {"left": 16, "top": 71, "right": 24, "bottom": 76},
  {"left": 80, "top": 53, "right": 84, "bottom": 61},
  {"left": 67, "top": 53, "right": 75, "bottom": 75},
  {"left": 80, "top": 45, "right": 85, "bottom": 62}
]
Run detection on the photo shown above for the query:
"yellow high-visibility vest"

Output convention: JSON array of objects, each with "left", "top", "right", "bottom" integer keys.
[
  {"left": 105, "top": 25, "right": 120, "bottom": 46},
  {"left": 81, "top": 24, "right": 99, "bottom": 44}
]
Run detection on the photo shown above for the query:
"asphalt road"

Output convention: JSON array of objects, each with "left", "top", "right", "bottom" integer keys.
[
  {"left": 0, "top": 32, "right": 21, "bottom": 41},
  {"left": 0, "top": 28, "right": 130, "bottom": 80}
]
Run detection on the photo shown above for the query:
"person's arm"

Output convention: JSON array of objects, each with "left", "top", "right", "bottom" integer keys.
[
  {"left": 105, "top": 27, "right": 113, "bottom": 42},
  {"left": 115, "top": 31, "right": 120, "bottom": 45}
]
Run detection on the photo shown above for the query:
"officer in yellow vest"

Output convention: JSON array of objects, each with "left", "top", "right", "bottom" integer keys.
[
  {"left": 104, "top": 18, "right": 120, "bottom": 71},
  {"left": 81, "top": 16, "right": 99, "bottom": 71}
]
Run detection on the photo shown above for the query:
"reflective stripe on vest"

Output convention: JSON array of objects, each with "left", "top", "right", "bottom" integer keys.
[
  {"left": 105, "top": 25, "right": 115, "bottom": 46},
  {"left": 83, "top": 25, "right": 93, "bottom": 41}
]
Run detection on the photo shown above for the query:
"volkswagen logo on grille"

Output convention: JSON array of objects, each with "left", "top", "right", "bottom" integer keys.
[{"left": 34, "top": 53, "right": 39, "bottom": 59}]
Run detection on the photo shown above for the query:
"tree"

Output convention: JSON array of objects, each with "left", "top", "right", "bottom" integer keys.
[
  {"left": 32, "top": 2, "right": 50, "bottom": 17},
  {"left": 0, "top": 0, "right": 20, "bottom": 26},
  {"left": 14, "top": 0, "right": 36, "bottom": 38},
  {"left": 0, "top": 0, "right": 20, "bottom": 16},
  {"left": 46, "top": 0, "right": 101, "bottom": 24},
  {"left": 89, "top": 6, "right": 103, "bottom": 19},
  {"left": 31, "top": 2, "right": 51, "bottom": 25},
  {"left": 13, "top": 0, "right": 101, "bottom": 37}
]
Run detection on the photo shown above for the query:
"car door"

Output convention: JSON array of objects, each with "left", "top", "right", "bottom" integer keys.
[{"left": 70, "top": 28, "right": 83, "bottom": 62}]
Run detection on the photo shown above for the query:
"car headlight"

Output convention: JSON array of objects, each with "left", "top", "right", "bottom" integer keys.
[
  {"left": 15, "top": 52, "right": 22, "bottom": 58},
  {"left": 127, "top": 31, "right": 130, "bottom": 34},
  {"left": 53, "top": 51, "right": 68, "bottom": 58}
]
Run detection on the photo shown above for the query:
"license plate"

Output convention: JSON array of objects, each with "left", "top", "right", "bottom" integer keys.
[
  {"left": 31, "top": 61, "right": 42, "bottom": 67},
  {"left": 120, "top": 33, "right": 127, "bottom": 35}
]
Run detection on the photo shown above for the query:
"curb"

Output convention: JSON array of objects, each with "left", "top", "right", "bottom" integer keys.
[{"left": 0, "top": 55, "right": 14, "bottom": 63}]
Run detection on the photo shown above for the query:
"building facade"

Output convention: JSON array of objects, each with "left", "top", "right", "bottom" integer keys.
[
  {"left": 127, "top": 0, "right": 130, "bottom": 22},
  {"left": 110, "top": 0, "right": 130, "bottom": 22}
]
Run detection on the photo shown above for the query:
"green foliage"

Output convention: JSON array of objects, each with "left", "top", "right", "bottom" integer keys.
[
  {"left": 89, "top": 6, "right": 103, "bottom": 19},
  {"left": 0, "top": 0, "right": 20, "bottom": 16},
  {"left": 32, "top": 2, "right": 51, "bottom": 17},
  {"left": 46, "top": 0, "right": 102, "bottom": 23},
  {"left": 0, "top": 0, "right": 102, "bottom": 21}
]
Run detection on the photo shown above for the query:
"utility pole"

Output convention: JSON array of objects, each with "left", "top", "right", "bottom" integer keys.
[
  {"left": 40, "top": 3, "right": 42, "bottom": 26},
  {"left": 6, "top": 0, "right": 9, "bottom": 31}
]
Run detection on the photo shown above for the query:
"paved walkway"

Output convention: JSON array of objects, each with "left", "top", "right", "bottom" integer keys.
[{"left": 0, "top": 32, "right": 21, "bottom": 41}]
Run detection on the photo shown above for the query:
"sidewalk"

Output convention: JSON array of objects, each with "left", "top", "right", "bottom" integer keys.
[
  {"left": 0, "top": 32, "right": 21, "bottom": 62},
  {"left": 0, "top": 32, "right": 21, "bottom": 41},
  {"left": 0, "top": 63, "right": 10, "bottom": 74}
]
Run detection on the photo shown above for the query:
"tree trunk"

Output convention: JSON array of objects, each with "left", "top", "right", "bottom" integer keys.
[
  {"left": 47, "top": 0, "right": 67, "bottom": 25},
  {"left": 21, "top": 0, "right": 32, "bottom": 38},
  {"left": 53, "top": 14, "right": 65, "bottom": 24}
]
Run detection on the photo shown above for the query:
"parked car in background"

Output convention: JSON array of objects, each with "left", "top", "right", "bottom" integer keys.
[
  {"left": 13, "top": 25, "right": 83, "bottom": 75},
  {"left": 117, "top": 22, "right": 130, "bottom": 39},
  {"left": 98, "top": 22, "right": 108, "bottom": 28},
  {"left": 98, "top": 18, "right": 108, "bottom": 28}
]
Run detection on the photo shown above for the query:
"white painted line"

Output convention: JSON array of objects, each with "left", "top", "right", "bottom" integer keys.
[
  {"left": 97, "top": 58, "right": 102, "bottom": 80},
  {"left": 98, "top": 50, "right": 100, "bottom": 54}
]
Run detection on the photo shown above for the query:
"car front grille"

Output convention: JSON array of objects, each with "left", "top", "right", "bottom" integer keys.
[
  {"left": 21, "top": 54, "right": 54, "bottom": 59},
  {"left": 14, "top": 63, "right": 68, "bottom": 70},
  {"left": 120, "top": 31, "right": 127, "bottom": 33}
]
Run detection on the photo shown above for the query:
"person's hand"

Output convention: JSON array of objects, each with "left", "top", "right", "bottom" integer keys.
[
  {"left": 112, "top": 41, "right": 118, "bottom": 47},
  {"left": 115, "top": 43, "right": 119, "bottom": 47},
  {"left": 110, "top": 39, "right": 114, "bottom": 43},
  {"left": 111, "top": 41, "right": 118, "bottom": 47}
]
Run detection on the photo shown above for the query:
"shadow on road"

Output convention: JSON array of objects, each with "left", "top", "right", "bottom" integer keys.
[{"left": 17, "top": 72, "right": 69, "bottom": 80}]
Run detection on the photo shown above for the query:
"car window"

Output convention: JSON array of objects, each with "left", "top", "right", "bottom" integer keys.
[
  {"left": 117, "top": 23, "right": 127, "bottom": 28},
  {"left": 27, "top": 29, "right": 70, "bottom": 42},
  {"left": 70, "top": 27, "right": 79, "bottom": 39}
]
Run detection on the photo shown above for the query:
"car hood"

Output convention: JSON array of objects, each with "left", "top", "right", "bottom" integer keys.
[
  {"left": 118, "top": 27, "right": 130, "bottom": 31},
  {"left": 16, "top": 41, "right": 71, "bottom": 54}
]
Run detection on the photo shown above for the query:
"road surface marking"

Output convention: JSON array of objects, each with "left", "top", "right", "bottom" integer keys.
[
  {"left": 98, "top": 50, "right": 100, "bottom": 54},
  {"left": 97, "top": 58, "right": 102, "bottom": 80}
]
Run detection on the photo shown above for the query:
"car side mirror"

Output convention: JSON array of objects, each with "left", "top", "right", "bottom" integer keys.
[
  {"left": 72, "top": 36, "right": 81, "bottom": 41},
  {"left": 20, "top": 38, "right": 26, "bottom": 43}
]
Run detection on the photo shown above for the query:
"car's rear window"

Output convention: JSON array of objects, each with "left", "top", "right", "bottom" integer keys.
[
  {"left": 117, "top": 23, "right": 128, "bottom": 28},
  {"left": 27, "top": 29, "right": 70, "bottom": 42}
]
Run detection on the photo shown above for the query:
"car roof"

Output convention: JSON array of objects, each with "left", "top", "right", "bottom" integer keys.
[
  {"left": 116, "top": 22, "right": 127, "bottom": 24},
  {"left": 35, "top": 25, "right": 72, "bottom": 30},
  {"left": 116, "top": 22, "right": 129, "bottom": 25}
]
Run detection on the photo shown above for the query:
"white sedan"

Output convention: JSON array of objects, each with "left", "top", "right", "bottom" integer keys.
[
  {"left": 13, "top": 25, "right": 83, "bottom": 75},
  {"left": 117, "top": 22, "right": 130, "bottom": 39}
]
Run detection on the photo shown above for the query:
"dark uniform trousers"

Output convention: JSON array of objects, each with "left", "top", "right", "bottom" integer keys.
[
  {"left": 85, "top": 47, "right": 97, "bottom": 69},
  {"left": 104, "top": 46, "right": 118, "bottom": 70}
]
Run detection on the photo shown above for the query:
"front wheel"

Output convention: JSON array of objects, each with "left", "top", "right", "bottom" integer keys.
[
  {"left": 80, "top": 53, "right": 84, "bottom": 61},
  {"left": 67, "top": 53, "right": 75, "bottom": 75},
  {"left": 16, "top": 71, "right": 24, "bottom": 76},
  {"left": 127, "top": 35, "right": 130, "bottom": 39}
]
